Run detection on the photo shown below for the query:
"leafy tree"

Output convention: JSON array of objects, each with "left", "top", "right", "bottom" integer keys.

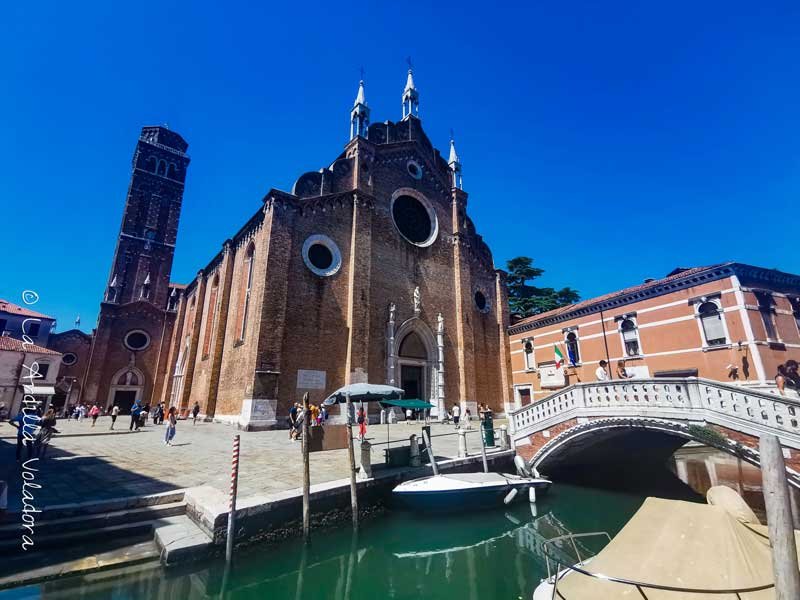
[{"left": 505, "top": 257, "right": 580, "bottom": 318}]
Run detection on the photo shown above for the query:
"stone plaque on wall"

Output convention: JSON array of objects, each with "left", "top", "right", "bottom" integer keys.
[
  {"left": 540, "top": 365, "right": 566, "bottom": 388},
  {"left": 297, "top": 369, "right": 326, "bottom": 390}
]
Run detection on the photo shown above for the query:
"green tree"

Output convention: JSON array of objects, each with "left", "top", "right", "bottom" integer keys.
[{"left": 505, "top": 257, "right": 580, "bottom": 318}]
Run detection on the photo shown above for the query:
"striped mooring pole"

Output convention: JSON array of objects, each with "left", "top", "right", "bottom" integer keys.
[{"left": 226, "top": 434, "right": 241, "bottom": 564}]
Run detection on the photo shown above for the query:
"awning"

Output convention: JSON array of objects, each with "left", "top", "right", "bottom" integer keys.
[
  {"left": 380, "top": 399, "right": 434, "bottom": 409},
  {"left": 22, "top": 385, "right": 57, "bottom": 395}
]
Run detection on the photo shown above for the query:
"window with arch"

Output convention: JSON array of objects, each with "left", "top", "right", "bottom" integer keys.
[
  {"left": 619, "top": 317, "right": 641, "bottom": 357},
  {"left": 116, "top": 370, "right": 140, "bottom": 386},
  {"left": 202, "top": 275, "right": 220, "bottom": 359},
  {"left": 522, "top": 339, "right": 535, "bottom": 370},
  {"left": 791, "top": 297, "right": 800, "bottom": 336},
  {"left": 167, "top": 163, "right": 177, "bottom": 178},
  {"left": 144, "top": 156, "right": 157, "bottom": 172},
  {"left": 564, "top": 330, "right": 580, "bottom": 365},
  {"left": 156, "top": 160, "right": 167, "bottom": 176},
  {"left": 238, "top": 243, "right": 255, "bottom": 340},
  {"left": 697, "top": 301, "right": 727, "bottom": 346}
]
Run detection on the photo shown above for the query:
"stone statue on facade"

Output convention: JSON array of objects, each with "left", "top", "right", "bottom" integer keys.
[
  {"left": 413, "top": 286, "right": 421, "bottom": 316},
  {"left": 389, "top": 302, "right": 396, "bottom": 325},
  {"left": 437, "top": 312, "right": 444, "bottom": 334}
]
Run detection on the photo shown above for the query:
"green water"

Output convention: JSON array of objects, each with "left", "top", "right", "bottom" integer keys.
[{"left": 4, "top": 469, "right": 702, "bottom": 600}]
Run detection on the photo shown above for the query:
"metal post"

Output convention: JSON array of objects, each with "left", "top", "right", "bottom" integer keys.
[
  {"left": 359, "top": 440, "right": 373, "bottom": 479},
  {"left": 225, "top": 434, "right": 240, "bottom": 564},
  {"left": 759, "top": 434, "right": 800, "bottom": 599},
  {"left": 301, "top": 392, "right": 311, "bottom": 542},
  {"left": 421, "top": 428, "right": 439, "bottom": 475},
  {"left": 599, "top": 306, "right": 612, "bottom": 379},
  {"left": 345, "top": 393, "right": 359, "bottom": 530},
  {"left": 478, "top": 426, "right": 489, "bottom": 473}
]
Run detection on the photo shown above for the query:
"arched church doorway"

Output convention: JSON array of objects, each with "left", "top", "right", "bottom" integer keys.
[
  {"left": 108, "top": 367, "right": 145, "bottom": 414},
  {"left": 397, "top": 330, "right": 436, "bottom": 407}
]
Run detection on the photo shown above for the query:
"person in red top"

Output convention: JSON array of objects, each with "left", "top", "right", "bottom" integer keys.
[
  {"left": 89, "top": 404, "right": 100, "bottom": 427},
  {"left": 357, "top": 406, "right": 367, "bottom": 442}
]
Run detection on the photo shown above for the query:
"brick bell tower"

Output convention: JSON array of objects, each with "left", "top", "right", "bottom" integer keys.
[{"left": 82, "top": 126, "right": 191, "bottom": 413}]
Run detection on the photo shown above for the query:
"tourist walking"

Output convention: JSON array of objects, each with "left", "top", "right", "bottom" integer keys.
[
  {"left": 595, "top": 360, "right": 610, "bottom": 381},
  {"left": 288, "top": 402, "right": 299, "bottom": 439},
  {"left": 154, "top": 403, "right": 165, "bottom": 425},
  {"left": 77, "top": 403, "right": 87, "bottom": 423},
  {"left": 452, "top": 403, "right": 461, "bottom": 428},
  {"left": 357, "top": 406, "right": 367, "bottom": 441},
  {"left": 140, "top": 403, "right": 150, "bottom": 428},
  {"left": 164, "top": 406, "right": 177, "bottom": 446},
  {"left": 463, "top": 407, "right": 472, "bottom": 429},
  {"left": 130, "top": 401, "right": 142, "bottom": 431},
  {"left": 192, "top": 401, "right": 200, "bottom": 425},
  {"left": 110, "top": 404, "right": 120, "bottom": 430},
  {"left": 89, "top": 404, "right": 100, "bottom": 427}
]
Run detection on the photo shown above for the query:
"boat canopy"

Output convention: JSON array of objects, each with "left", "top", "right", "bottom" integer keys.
[
  {"left": 380, "top": 399, "right": 434, "bottom": 409},
  {"left": 556, "top": 496, "right": 800, "bottom": 599}
]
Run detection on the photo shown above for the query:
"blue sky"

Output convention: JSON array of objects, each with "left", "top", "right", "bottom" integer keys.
[{"left": 2, "top": 2, "right": 799, "bottom": 330}]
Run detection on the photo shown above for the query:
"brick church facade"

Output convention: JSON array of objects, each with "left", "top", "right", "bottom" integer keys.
[{"left": 66, "top": 71, "right": 514, "bottom": 428}]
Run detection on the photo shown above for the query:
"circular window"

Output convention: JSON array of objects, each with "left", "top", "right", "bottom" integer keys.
[
  {"left": 62, "top": 353, "right": 78, "bottom": 366},
  {"left": 124, "top": 330, "right": 151, "bottom": 351},
  {"left": 407, "top": 160, "right": 423, "bottom": 180},
  {"left": 391, "top": 192, "right": 438, "bottom": 247},
  {"left": 474, "top": 290, "right": 490, "bottom": 312},
  {"left": 302, "top": 235, "right": 342, "bottom": 277}
]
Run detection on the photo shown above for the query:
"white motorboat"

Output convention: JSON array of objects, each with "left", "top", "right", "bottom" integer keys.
[{"left": 392, "top": 455, "right": 551, "bottom": 511}]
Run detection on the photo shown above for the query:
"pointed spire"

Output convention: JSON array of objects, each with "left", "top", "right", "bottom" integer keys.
[
  {"left": 350, "top": 77, "right": 370, "bottom": 140},
  {"left": 448, "top": 132, "right": 463, "bottom": 190},
  {"left": 402, "top": 60, "right": 420, "bottom": 119},
  {"left": 143, "top": 272, "right": 151, "bottom": 286},
  {"left": 75, "top": 315, "right": 81, "bottom": 327},
  {"left": 109, "top": 274, "right": 118, "bottom": 288}
]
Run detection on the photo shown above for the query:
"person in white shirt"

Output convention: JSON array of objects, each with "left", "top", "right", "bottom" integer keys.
[
  {"left": 595, "top": 360, "right": 609, "bottom": 381},
  {"left": 452, "top": 404, "right": 461, "bottom": 428}
]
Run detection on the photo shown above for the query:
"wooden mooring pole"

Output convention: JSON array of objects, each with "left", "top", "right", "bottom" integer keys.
[
  {"left": 225, "top": 434, "right": 241, "bottom": 564},
  {"left": 345, "top": 393, "right": 359, "bottom": 530},
  {"left": 421, "top": 427, "right": 439, "bottom": 475},
  {"left": 759, "top": 434, "right": 800, "bottom": 599},
  {"left": 301, "top": 392, "right": 311, "bottom": 542}
]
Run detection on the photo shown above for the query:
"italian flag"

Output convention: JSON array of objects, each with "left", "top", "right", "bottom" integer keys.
[{"left": 554, "top": 344, "right": 565, "bottom": 369}]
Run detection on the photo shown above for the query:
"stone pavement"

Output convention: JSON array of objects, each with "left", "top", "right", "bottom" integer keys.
[{"left": 0, "top": 417, "right": 505, "bottom": 512}]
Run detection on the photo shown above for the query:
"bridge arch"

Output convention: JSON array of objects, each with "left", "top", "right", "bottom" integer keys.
[{"left": 528, "top": 416, "right": 800, "bottom": 487}]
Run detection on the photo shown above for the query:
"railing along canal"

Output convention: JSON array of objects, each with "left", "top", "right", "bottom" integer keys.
[{"left": 511, "top": 377, "right": 800, "bottom": 441}]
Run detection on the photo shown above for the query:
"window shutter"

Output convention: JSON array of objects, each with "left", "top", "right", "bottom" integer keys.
[{"left": 702, "top": 313, "right": 725, "bottom": 343}]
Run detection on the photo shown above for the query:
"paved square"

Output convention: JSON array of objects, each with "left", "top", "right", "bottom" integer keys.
[{"left": 0, "top": 416, "right": 505, "bottom": 511}]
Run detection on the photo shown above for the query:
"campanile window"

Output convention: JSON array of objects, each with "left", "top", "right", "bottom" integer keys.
[
  {"left": 755, "top": 291, "right": 778, "bottom": 341},
  {"left": 619, "top": 318, "right": 641, "bottom": 356},
  {"left": 697, "top": 301, "right": 727, "bottom": 346}
]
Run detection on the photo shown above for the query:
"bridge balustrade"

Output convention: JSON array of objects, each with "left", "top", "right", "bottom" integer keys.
[{"left": 511, "top": 377, "right": 800, "bottom": 444}]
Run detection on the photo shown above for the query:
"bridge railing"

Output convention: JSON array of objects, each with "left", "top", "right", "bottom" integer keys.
[{"left": 510, "top": 377, "right": 800, "bottom": 443}]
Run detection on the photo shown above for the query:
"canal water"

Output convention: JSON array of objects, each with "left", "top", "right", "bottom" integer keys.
[{"left": 4, "top": 446, "right": 759, "bottom": 600}]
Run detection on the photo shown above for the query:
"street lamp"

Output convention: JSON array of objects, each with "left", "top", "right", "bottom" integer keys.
[{"left": 61, "top": 377, "right": 78, "bottom": 418}]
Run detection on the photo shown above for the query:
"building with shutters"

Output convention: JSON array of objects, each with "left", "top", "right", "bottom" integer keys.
[{"left": 508, "top": 263, "right": 800, "bottom": 406}]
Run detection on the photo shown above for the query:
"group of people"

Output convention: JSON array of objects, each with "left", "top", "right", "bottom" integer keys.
[
  {"left": 595, "top": 359, "right": 636, "bottom": 381},
  {"left": 8, "top": 405, "right": 59, "bottom": 461},
  {"left": 287, "top": 401, "right": 330, "bottom": 441}
]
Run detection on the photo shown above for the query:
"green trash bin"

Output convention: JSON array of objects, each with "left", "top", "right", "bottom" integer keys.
[{"left": 482, "top": 412, "right": 495, "bottom": 446}]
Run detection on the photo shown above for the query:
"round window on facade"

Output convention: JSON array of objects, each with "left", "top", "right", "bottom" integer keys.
[
  {"left": 474, "top": 290, "right": 490, "bottom": 313},
  {"left": 302, "top": 235, "right": 342, "bottom": 277},
  {"left": 407, "top": 160, "right": 423, "bottom": 180},
  {"left": 62, "top": 352, "right": 78, "bottom": 366},
  {"left": 391, "top": 192, "right": 438, "bottom": 247},
  {"left": 124, "top": 330, "right": 151, "bottom": 351}
]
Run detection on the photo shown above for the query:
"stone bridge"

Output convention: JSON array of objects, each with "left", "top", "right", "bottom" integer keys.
[{"left": 509, "top": 378, "right": 800, "bottom": 487}]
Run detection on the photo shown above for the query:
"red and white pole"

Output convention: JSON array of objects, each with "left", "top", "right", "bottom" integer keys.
[{"left": 226, "top": 434, "right": 240, "bottom": 563}]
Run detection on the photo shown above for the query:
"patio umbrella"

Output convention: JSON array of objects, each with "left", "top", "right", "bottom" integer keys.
[{"left": 322, "top": 383, "right": 405, "bottom": 406}]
